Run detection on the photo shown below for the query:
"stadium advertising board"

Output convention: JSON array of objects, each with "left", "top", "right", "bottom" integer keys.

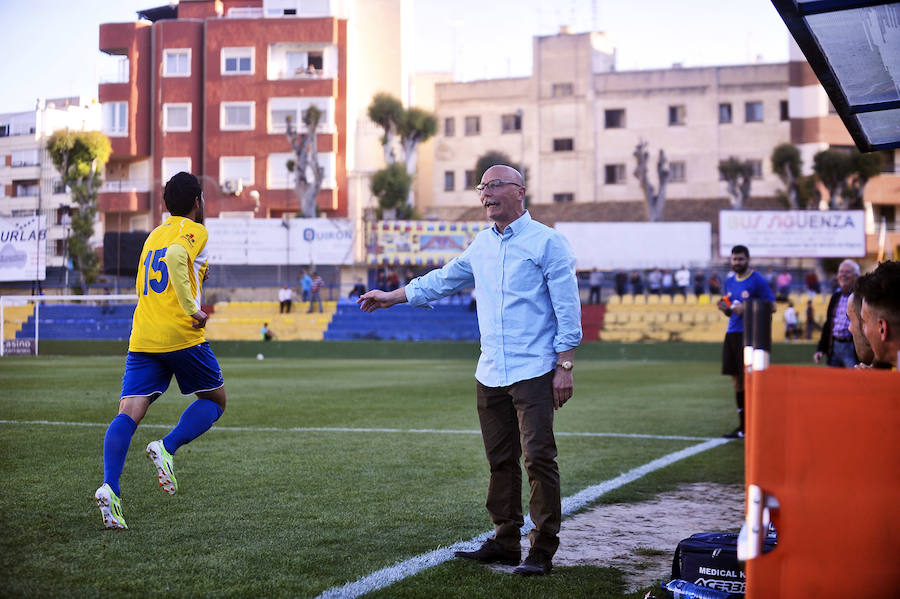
[
  {"left": 205, "top": 218, "right": 354, "bottom": 265},
  {"left": 554, "top": 222, "right": 712, "bottom": 269},
  {"left": 718, "top": 210, "right": 865, "bottom": 257},
  {"left": 0, "top": 215, "right": 47, "bottom": 281},
  {"left": 366, "top": 220, "right": 488, "bottom": 265}
]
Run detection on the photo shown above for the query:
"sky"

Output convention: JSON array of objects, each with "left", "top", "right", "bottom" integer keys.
[{"left": 0, "top": 0, "right": 791, "bottom": 113}]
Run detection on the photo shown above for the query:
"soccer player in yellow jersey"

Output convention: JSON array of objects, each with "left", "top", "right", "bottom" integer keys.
[{"left": 95, "top": 172, "right": 227, "bottom": 529}]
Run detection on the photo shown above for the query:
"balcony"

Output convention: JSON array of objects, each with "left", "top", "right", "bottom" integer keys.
[{"left": 98, "top": 179, "right": 150, "bottom": 213}]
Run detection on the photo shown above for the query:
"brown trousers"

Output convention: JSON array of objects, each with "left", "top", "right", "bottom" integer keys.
[{"left": 476, "top": 370, "right": 561, "bottom": 556}]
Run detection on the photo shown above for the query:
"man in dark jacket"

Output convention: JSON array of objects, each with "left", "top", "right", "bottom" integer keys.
[{"left": 814, "top": 259, "right": 860, "bottom": 368}]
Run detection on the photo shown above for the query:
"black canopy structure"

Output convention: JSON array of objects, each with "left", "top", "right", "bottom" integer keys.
[{"left": 772, "top": 1, "right": 900, "bottom": 151}]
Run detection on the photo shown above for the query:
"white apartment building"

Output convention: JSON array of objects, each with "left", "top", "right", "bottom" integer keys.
[
  {"left": 0, "top": 97, "right": 102, "bottom": 268},
  {"left": 429, "top": 29, "right": 792, "bottom": 215}
]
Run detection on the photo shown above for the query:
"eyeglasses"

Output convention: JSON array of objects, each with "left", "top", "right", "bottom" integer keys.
[{"left": 475, "top": 179, "right": 524, "bottom": 192}]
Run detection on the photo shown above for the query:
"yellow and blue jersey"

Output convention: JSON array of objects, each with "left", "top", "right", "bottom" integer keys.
[{"left": 129, "top": 216, "right": 209, "bottom": 353}]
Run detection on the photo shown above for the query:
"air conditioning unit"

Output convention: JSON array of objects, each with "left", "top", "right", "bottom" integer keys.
[{"left": 222, "top": 178, "right": 244, "bottom": 196}]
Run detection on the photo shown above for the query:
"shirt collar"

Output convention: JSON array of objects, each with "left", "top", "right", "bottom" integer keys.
[{"left": 492, "top": 210, "right": 531, "bottom": 237}]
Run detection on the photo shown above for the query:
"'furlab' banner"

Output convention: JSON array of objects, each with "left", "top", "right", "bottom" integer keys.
[
  {"left": 718, "top": 210, "right": 865, "bottom": 258},
  {"left": 0, "top": 215, "right": 47, "bottom": 281}
]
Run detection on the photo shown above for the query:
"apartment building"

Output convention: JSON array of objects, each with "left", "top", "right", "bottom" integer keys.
[
  {"left": 97, "top": 0, "right": 409, "bottom": 237},
  {"left": 428, "top": 28, "right": 898, "bottom": 238},
  {"left": 0, "top": 97, "right": 102, "bottom": 268}
]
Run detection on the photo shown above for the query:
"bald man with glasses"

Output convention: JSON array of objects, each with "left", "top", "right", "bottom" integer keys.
[{"left": 359, "top": 164, "right": 582, "bottom": 576}]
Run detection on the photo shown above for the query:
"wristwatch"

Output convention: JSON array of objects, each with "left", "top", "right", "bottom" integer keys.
[{"left": 556, "top": 360, "right": 574, "bottom": 371}]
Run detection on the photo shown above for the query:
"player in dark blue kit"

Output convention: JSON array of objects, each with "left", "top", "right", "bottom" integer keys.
[{"left": 716, "top": 245, "right": 775, "bottom": 438}]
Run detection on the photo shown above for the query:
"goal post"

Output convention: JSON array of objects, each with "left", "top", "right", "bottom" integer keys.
[{"left": 1, "top": 294, "right": 138, "bottom": 357}]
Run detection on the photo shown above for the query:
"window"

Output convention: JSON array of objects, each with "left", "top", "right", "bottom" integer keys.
[
  {"left": 464, "top": 116, "right": 480, "bottom": 136},
  {"left": 552, "top": 83, "right": 574, "bottom": 97},
  {"left": 605, "top": 109, "right": 625, "bottom": 129},
  {"left": 553, "top": 193, "right": 574, "bottom": 203},
  {"left": 604, "top": 164, "right": 626, "bottom": 184},
  {"left": 102, "top": 102, "right": 127, "bottom": 137},
  {"left": 222, "top": 47, "right": 254, "bottom": 75},
  {"left": 780, "top": 100, "right": 789, "bottom": 121},
  {"left": 501, "top": 113, "right": 522, "bottom": 133},
  {"left": 163, "top": 103, "right": 191, "bottom": 132},
  {"left": 267, "top": 97, "right": 333, "bottom": 133},
  {"left": 553, "top": 138, "right": 574, "bottom": 152},
  {"left": 719, "top": 103, "right": 732, "bottom": 124},
  {"left": 266, "top": 152, "right": 335, "bottom": 189},
  {"left": 286, "top": 50, "right": 322, "bottom": 74},
  {"left": 220, "top": 156, "right": 255, "bottom": 186},
  {"left": 749, "top": 160, "right": 763, "bottom": 179},
  {"left": 163, "top": 49, "right": 190, "bottom": 77},
  {"left": 444, "top": 171, "right": 455, "bottom": 191},
  {"left": 444, "top": 117, "right": 455, "bottom": 137},
  {"left": 669, "top": 161, "right": 686, "bottom": 182},
  {"left": 668, "top": 105, "right": 686, "bottom": 126},
  {"left": 0, "top": 124, "right": 9, "bottom": 137},
  {"left": 11, "top": 149, "right": 40, "bottom": 167},
  {"left": 221, "top": 102, "right": 255, "bottom": 130},
  {"left": 745, "top": 101, "right": 764, "bottom": 123},
  {"left": 464, "top": 170, "right": 477, "bottom": 189},
  {"left": 161, "top": 157, "right": 191, "bottom": 183}
]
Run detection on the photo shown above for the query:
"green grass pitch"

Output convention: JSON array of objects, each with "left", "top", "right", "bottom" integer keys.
[{"left": 0, "top": 341, "right": 811, "bottom": 598}]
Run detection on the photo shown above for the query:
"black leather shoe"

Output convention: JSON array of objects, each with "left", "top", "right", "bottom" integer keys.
[
  {"left": 722, "top": 427, "right": 745, "bottom": 439},
  {"left": 454, "top": 539, "right": 521, "bottom": 566},
  {"left": 513, "top": 549, "right": 552, "bottom": 576}
]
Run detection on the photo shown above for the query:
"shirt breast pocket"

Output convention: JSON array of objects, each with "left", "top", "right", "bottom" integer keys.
[{"left": 506, "top": 257, "right": 544, "bottom": 294}]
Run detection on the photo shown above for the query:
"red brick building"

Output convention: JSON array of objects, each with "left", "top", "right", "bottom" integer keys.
[{"left": 98, "top": 0, "right": 355, "bottom": 234}]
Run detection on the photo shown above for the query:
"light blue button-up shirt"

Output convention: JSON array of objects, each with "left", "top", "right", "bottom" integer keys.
[{"left": 405, "top": 211, "right": 582, "bottom": 387}]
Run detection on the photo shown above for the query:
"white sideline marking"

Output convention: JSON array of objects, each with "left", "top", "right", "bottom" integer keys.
[
  {"left": 315, "top": 437, "right": 729, "bottom": 599},
  {"left": 0, "top": 420, "right": 713, "bottom": 442}
]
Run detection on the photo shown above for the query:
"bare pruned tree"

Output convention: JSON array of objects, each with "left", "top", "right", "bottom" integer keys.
[
  {"left": 285, "top": 106, "right": 324, "bottom": 218},
  {"left": 718, "top": 157, "right": 754, "bottom": 210},
  {"left": 633, "top": 140, "right": 670, "bottom": 221}
]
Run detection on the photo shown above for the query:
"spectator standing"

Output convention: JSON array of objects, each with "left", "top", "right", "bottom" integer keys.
[
  {"left": 805, "top": 299, "right": 820, "bottom": 340},
  {"left": 783, "top": 301, "right": 800, "bottom": 340},
  {"left": 716, "top": 245, "right": 775, "bottom": 438},
  {"left": 855, "top": 260, "right": 900, "bottom": 369},
  {"left": 359, "top": 164, "right": 581, "bottom": 576},
  {"left": 766, "top": 267, "right": 777, "bottom": 294},
  {"left": 588, "top": 268, "right": 603, "bottom": 304},
  {"left": 708, "top": 272, "right": 722, "bottom": 295},
  {"left": 674, "top": 266, "right": 691, "bottom": 297},
  {"left": 278, "top": 284, "right": 294, "bottom": 313},
  {"left": 693, "top": 270, "right": 706, "bottom": 296},
  {"left": 614, "top": 269, "right": 628, "bottom": 297},
  {"left": 647, "top": 268, "right": 663, "bottom": 296},
  {"left": 804, "top": 270, "right": 820, "bottom": 297},
  {"left": 348, "top": 277, "right": 366, "bottom": 298},
  {"left": 299, "top": 270, "right": 313, "bottom": 302},
  {"left": 814, "top": 259, "right": 860, "bottom": 368},
  {"left": 776, "top": 269, "right": 792, "bottom": 299},
  {"left": 630, "top": 270, "right": 644, "bottom": 296},
  {"left": 308, "top": 271, "right": 324, "bottom": 313}
]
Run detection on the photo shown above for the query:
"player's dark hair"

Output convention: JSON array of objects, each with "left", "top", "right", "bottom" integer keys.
[
  {"left": 731, "top": 245, "right": 750, "bottom": 257},
  {"left": 164, "top": 172, "right": 202, "bottom": 216},
  {"left": 856, "top": 261, "right": 900, "bottom": 321}
]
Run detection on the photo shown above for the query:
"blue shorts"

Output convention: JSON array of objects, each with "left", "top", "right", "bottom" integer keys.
[{"left": 121, "top": 342, "right": 224, "bottom": 400}]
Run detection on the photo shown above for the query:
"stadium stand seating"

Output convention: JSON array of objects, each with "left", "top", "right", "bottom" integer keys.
[
  {"left": 324, "top": 296, "right": 479, "bottom": 341},
  {"left": 601, "top": 292, "right": 829, "bottom": 342},
  {"left": 3, "top": 305, "right": 34, "bottom": 340},
  {"left": 206, "top": 300, "right": 337, "bottom": 341},
  {"left": 16, "top": 304, "right": 136, "bottom": 341}
]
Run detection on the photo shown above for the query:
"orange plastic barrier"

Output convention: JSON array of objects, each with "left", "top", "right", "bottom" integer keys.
[{"left": 744, "top": 366, "right": 900, "bottom": 598}]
